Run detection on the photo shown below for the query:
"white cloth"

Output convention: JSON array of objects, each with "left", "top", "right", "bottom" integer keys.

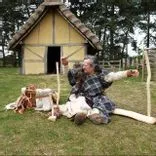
[
  {"left": 21, "top": 88, "right": 52, "bottom": 97},
  {"left": 5, "top": 88, "right": 54, "bottom": 112},
  {"left": 21, "top": 87, "right": 53, "bottom": 111},
  {"left": 104, "top": 71, "right": 127, "bottom": 82},
  {"left": 35, "top": 96, "right": 52, "bottom": 111},
  {"left": 59, "top": 94, "right": 100, "bottom": 118},
  {"left": 5, "top": 102, "right": 16, "bottom": 110}
]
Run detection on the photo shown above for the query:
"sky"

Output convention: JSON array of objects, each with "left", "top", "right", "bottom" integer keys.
[
  {"left": 128, "top": 29, "right": 145, "bottom": 57},
  {"left": 128, "top": 15, "right": 156, "bottom": 57}
]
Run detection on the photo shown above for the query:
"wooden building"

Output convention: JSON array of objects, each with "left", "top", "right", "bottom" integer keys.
[{"left": 8, "top": 0, "right": 102, "bottom": 74}]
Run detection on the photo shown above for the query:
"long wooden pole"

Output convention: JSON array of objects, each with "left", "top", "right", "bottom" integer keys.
[
  {"left": 113, "top": 108, "right": 156, "bottom": 124},
  {"left": 61, "top": 47, "right": 84, "bottom": 66},
  {"left": 141, "top": 54, "right": 145, "bottom": 82},
  {"left": 144, "top": 49, "right": 151, "bottom": 116},
  {"left": 48, "top": 62, "right": 60, "bottom": 121},
  {"left": 56, "top": 62, "right": 60, "bottom": 106},
  {"left": 113, "top": 48, "right": 156, "bottom": 124}
]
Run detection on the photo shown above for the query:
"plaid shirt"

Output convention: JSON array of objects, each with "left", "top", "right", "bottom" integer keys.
[{"left": 69, "top": 69, "right": 115, "bottom": 119}]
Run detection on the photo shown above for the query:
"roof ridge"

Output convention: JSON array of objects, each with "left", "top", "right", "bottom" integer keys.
[
  {"left": 8, "top": 5, "right": 46, "bottom": 49},
  {"left": 58, "top": 5, "right": 102, "bottom": 50},
  {"left": 8, "top": 2, "right": 102, "bottom": 50}
]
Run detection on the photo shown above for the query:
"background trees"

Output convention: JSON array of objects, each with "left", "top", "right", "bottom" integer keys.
[
  {"left": 0, "top": 0, "right": 43, "bottom": 66},
  {"left": 68, "top": 0, "right": 156, "bottom": 60},
  {"left": 0, "top": 0, "right": 156, "bottom": 66}
]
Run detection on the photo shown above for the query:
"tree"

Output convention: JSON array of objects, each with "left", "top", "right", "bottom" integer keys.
[
  {"left": 68, "top": 0, "right": 156, "bottom": 63},
  {"left": 139, "top": 0, "right": 156, "bottom": 48},
  {"left": 0, "top": 0, "right": 43, "bottom": 66},
  {"left": 1, "top": 0, "right": 156, "bottom": 67}
]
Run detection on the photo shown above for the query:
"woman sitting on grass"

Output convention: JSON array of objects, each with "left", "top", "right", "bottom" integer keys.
[{"left": 59, "top": 55, "right": 139, "bottom": 125}]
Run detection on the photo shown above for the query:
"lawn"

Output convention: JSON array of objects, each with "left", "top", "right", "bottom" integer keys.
[{"left": 0, "top": 68, "right": 156, "bottom": 155}]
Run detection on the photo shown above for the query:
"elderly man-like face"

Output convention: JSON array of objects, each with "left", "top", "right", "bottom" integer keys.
[{"left": 82, "top": 59, "right": 95, "bottom": 75}]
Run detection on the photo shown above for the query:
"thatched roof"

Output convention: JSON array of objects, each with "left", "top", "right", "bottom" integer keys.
[{"left": 8, "top": 1, "right": 102, "bottom": 50}]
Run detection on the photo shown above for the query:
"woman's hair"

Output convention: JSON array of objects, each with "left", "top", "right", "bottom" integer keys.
[
  {"left": 84, "top": 55, "right": 98, "bottom": 67},
  {"left": 84, "top": 55, "right": 102, "bottom": 73}
]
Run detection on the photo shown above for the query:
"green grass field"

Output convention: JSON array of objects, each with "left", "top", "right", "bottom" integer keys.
[{"left": 0, "top": 68, "right": 156, "bottom": 155}]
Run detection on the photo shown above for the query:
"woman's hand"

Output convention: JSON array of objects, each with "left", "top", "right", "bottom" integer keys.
[{"left": 127, "top": 69, "right": 139, "bottom": 77}]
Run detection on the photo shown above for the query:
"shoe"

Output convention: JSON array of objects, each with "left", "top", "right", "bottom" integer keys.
[
  {"left": 53, "top": 106, "right": 62, "bottom": 118},
  {"left": 88, "top": 113, "right": 109, "bottom": 124},
  {"left": 69, "top": 115, "right": 75, "bottom": 121},
  {"left": 74, "top": 113, "right": 87, "bottom": 125}
]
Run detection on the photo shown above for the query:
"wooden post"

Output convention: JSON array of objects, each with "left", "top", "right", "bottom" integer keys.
[
  {"left": 56, "top": 62, "right": 60, "bottom": 106},
  {"left": 142, "top": 54, "right": 145, "bottom": 82},
  {"left": 144, "top": 49, "right": 151, "bottom": 117},
  {"left": 48, "top": 62, "right": 60, "bottom": 121}
]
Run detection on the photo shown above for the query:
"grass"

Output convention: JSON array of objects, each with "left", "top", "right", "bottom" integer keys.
[{"left": 0, "top": 67, "right": 156, "bottom": 155}]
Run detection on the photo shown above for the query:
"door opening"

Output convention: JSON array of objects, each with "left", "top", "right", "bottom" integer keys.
[{"left": 47, "top": 46, "right": 60, "bottom": 74}]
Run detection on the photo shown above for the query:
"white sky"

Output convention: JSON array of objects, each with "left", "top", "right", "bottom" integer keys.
[
  {"left": 128, "top": 29, "right": 145, "bottom": 57},
  {"left": 128, "top": 15, "right": 156, "bottom": 57}
]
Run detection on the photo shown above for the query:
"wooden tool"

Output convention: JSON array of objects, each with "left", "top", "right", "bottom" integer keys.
[
  {"left": 48, "top": 62, "right": 60, "bottom": 121},
  {"left": 113, "top": 48, "right": 156, "bottom": 124},
  {"left": 61, "top": 47, "right": 84, "bottom": 66}
]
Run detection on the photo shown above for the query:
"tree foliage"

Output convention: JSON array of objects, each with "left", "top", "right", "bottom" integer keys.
[
  {"left": 68, "top": 0, "right": 156, "bottom": 60},
  {"left": 0, "top": 0, "right": 156, "bottom": 66},
  {"left": 0, "top": 0, "right": 43, "bottom": 66}
]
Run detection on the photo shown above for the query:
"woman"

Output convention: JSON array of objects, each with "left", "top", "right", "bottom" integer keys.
[{"left": 67, "top": 55, "right": 139, "bottom": 125}]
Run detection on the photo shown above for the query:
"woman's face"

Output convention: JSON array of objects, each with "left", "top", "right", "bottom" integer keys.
[{"left": 82, "top": 59, "right": 94, "bottom": 75}]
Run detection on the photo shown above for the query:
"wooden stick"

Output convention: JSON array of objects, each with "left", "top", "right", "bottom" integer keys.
[
  {"left": 141, "top": 54, "right": 145, "bottom": 82},
  {"left": 113, "top": 108, "right": 156, "bottom": 124},
  {"left": 65, "top": 47, "right": 84, "bottom": 59},
  {"left": 56, "top": 62, "right": 60, "bottom": 106},
  {"left": 144, "top": 49, "right": 151, "bottom": 116},
  {"left": 61, "top": 47, "right": 84, "bottom": 66},
  {"left": 48, "top": 62, "right": 60, "bottom": 121},
  {"left": 113, "top": 48, "right": 155, "bottom": 124},
  {"left": 49, "top": 93, "right": 54, "bottom": 115}
]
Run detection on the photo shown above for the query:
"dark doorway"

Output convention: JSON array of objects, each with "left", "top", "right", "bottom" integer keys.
[
  {"left": 47, "top": 46, "right": 60, "bottom": 74},
  {"left": 87, "top": 44, "right": 98, "bottom": 55}
]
